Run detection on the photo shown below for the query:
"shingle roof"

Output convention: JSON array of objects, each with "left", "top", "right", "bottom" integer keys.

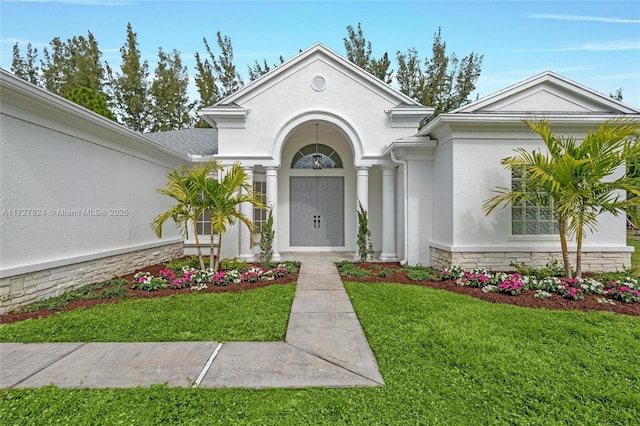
[{"left": 143, "top": 128, "right": 218, "bottom": 156}]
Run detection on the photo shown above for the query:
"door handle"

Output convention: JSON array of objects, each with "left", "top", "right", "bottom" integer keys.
[{"left": 313, "top": 215, "right": 321, "bottom": 228}]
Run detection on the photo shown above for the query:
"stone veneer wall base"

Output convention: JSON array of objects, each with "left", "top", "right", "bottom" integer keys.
[
  {"left": 431, "top": 247, "right": 631, "bottom": 273},
  {"left": 1, "top": 242, "right": 184, "bottom": 315}
]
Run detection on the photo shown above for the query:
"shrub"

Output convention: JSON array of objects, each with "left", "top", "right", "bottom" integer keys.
[
  {"left": 377, "top": 268, "right": 397, "bottom": 278},
  {"left": 509, "top": 258, "right": 565, "bottom": 279},
  {"left": 220, "top": 257, "right": 249, "bottom": 271},
  {"left": 439, "top": 265, "right": 465, "bottom": 280},
  {"left": 403, "top": 265, "right": 439, "bottom": 281},
  {"left": 356, "top": 201, "right": 373, "bottom": 262},
  {"left": 259, "top": 209, "right": 275, "bottom": 264},
  {"left": 132, "top": 277, "right": 167, "bottom": 291},
  {"left": 165, "top": 256, "right": 200, "bottom": 272},
  {"left": 338, "top": 261, "right": 369, "bottom": 278}
]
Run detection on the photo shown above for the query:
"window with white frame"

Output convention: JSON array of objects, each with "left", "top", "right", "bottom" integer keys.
[
  {"left": 195, "top": 210, "right": 211, "bottom": 236},
  {"left": 192, "top": 176, "right": 267, "bottom": 236},
  {"left": 511, "top": 169, "right": 558, "bottom": 235},
  {"left": 253, "top": 179, "right": 267, "bottom": 232}
]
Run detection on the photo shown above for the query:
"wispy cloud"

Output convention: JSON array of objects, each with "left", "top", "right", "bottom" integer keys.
[
  {"left": 590, "top": 72, "right": 640, "bottom": 81},
  {"left": 513, "top": 40, "right": 640, "bottom": 53},
  {"left": 527, "top": 14, "right": 640, "bottom": 24},
  {"left": 1, "top": 37, "right": 48, "bottom": 49}
]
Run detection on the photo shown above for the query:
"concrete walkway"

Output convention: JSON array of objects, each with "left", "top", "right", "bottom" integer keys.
[{"left": 0, "top": 255, "right": 384, "bottom": 389}]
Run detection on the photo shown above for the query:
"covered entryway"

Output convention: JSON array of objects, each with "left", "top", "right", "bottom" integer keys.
[{"left": 290, "top": 177, "right": 344, "bottom": 246}]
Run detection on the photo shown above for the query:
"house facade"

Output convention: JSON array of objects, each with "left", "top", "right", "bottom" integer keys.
[
  {"left": 193, "top": 44, "right": 638, "bottom": 271},
  {"left": 1, "top": 43, "right": 638, "bottom": 313}
]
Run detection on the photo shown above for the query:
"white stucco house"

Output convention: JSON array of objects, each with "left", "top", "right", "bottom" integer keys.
[{"left": 1, "top": 43, "right": 638, "bottom": 313}]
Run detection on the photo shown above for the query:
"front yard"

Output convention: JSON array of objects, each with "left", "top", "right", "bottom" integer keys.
[
  {"left": 2, "top": 284, "right": 639, "bottom": 424},
  {"left": 1, "top": 246, "right": 639, "bottom": 424}
]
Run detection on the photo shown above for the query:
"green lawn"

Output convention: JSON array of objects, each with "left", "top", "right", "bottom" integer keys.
[
  {"left": 0, "top": 284, "right": 296, "bottom": 342},
  {"left": 2, "top": 282, "right": 638, "bottom": 425}
]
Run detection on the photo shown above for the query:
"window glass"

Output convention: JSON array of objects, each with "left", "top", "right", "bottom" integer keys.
[{"left": 291, "top": 144, "right": 343, "bottom": 169}]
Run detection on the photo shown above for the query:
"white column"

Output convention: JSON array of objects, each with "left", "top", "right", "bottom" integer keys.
[
  {"left": 380, "top": 165, "right": 398, "bottom": 261},
  {"left": 240, "top": 166, "right": 255, "bottom": 261},
  {"left": 356, "top": 166, "right": 369, "bottom": 211},
  {"left": 266, "top": 167, "right": 281, "bottom": 262},
  {"left": 355, "top": 166, "right": 370, "bottom": 261}
]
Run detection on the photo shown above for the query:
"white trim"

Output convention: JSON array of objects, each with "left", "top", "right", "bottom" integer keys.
[
  {"left": 429, "top": 242, "right": 634, "bottom": 253},
  {"left": 212, "top": 43, "right": 424, "bottom": 108},
  {"left": 0, "top": 239, "right": 184, "bottom": 278},
  {"left": 272, "top": 110, "right": 365, "bottom": 167},
  {"left": 1, "top": 69, "right": 188, "bottom": 164}
]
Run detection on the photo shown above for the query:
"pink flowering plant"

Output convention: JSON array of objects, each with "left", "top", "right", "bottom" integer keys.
[
  {"left": 605, "top": 277, "right": 640, "bottom": 303},
  {"left": 557, "top": 283, "right": 585, "bottom": 300},
  {"left": 497, "top": 274, "right": 526, "bottom": 295},
  {"left": 445, "top": 264, "right": 638, "bottom": 304},
  {"left": 131, "top": 259, "right": 297, "bottom": 291}
]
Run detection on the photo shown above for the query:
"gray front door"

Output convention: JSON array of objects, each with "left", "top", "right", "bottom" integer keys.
[{"left": 290, "top": 177, "right": 344, "bottom": 247}]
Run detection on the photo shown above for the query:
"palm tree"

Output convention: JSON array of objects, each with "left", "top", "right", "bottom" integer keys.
[
  {"left": 151, "top": 163, "right": 216, "bottom": 270},
  {"left": 196, "top": 161, "right": 266, "bottom": 271},
  {"left": 484, "top": 117, "right": 640, "bottom": 278}
]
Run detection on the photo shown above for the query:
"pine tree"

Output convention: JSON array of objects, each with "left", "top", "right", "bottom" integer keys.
[
  {"left": 344, "top": 23, "right": 393, "bottom": 83},
  {"left": 41, "top": 32, "right": 106, "bottom": 97},
  {"left": 212, "top": 32, "right": 244, "bottom": 98},
  {"left": 109, "top": 23, "right": 151, "bottom": 132},
  {"left": 11, "top": 42, "right": 40, "bottom": 86},
  {"left": 396, "top": 28, "right": 483, "bottom": 115},
  {"left": 149, "top": 48, "right": 193, "bottom": 131},
  {"left": 64, "top": 87, "right": 115, "bottom": 120},
  {"left": 247, "top": 56, "right": 285, "bottom": 81}
]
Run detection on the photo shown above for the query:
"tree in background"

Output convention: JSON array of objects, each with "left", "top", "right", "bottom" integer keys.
[
  {"left": 343, "top": 23, "right": 393, "bottom": 84},
  {"left": 11, "top": 42, "right": 40, "bottom": 85},
  {"left": 610, "top": 88, "right": 624, "bottom": 101},
  {"left": 193, "top": 32, "right": 244, "bottom": 127},
  {"left": 108, "top": 23, "right": 151, "bottom": 132},
  {"left": 41, "top": 32, "right": 107, "bottom": 98},
  {"left": 13, "top": 32, "right": 116, "bottom": 120},
  {"left": 194, "top": 37, "right": 220, "bottom": 110},
  {"left": 396, "top": 27, "right": 483, "bottom": 115},
  {"left": 483, "top": 118, "right": 640, "bottom": 278},
  {"left": 248, "top": 56, "right": 285, "bottom": 81},
  {"left": 212, "top": 32, "right": 244, "bottom": 98},
  {"left": 149, "top": 48, "right": 193, "bottom": 131},
  {"left": 64, "top": 87, "right": 115, "bottom": 120}
]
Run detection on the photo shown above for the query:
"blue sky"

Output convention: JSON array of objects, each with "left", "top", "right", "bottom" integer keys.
[{"left": 1, "top": 0, "right": 639, "bottom": 107}]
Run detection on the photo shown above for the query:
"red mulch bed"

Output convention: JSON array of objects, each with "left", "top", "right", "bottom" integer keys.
[
  {"left": 342, "top": 263, "right": 640, "bottom": 317},
  {"left": 2, "top": 261, "right": 639, "bottom": 325},
  {"left": 0, "top": 262, "right": 298, "bottom": 325}
]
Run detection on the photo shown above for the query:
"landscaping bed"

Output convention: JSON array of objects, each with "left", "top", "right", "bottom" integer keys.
[
  {"left": 340, "top": 262, "right": 640, "bottom": 316},
  {"left": 3, "top": 258, "right": 639, "bottom": 325},
  {"left": 1, "top": 258, "right": 298, "bottom": 325}
]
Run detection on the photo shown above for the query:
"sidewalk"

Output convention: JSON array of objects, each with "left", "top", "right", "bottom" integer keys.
[{"left": 0, "top": 256, "right": 384, "bottom": 389}]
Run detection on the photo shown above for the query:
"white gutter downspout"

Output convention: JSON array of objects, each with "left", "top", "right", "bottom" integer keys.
[{"left": 389, "top": 148, "right": 409, "bottom": 265}]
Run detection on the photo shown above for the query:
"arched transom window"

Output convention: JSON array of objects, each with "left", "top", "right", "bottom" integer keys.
[{"left": 291, "top": 144, "right": 343, "bottom": 169}]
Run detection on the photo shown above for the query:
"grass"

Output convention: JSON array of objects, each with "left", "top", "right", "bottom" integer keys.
[
  {"left": 2, "top": 282, "right": 639, "bottom": 425},
  {"left": 0, "top": 284, "right": 295, "bottom": 342}
]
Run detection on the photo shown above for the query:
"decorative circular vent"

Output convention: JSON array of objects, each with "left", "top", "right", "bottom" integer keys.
[{"left": 311, "top": 74, "right": 326, "bottom": 91}]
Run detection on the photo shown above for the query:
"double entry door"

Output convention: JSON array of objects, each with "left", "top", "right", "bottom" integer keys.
[{"left": 290, "top": 177, "right": 344, "bottom": 247}]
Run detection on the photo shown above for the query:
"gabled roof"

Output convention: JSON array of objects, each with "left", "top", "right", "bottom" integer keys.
[
  {"left": 144, "top": 128, "right": 218, "bottom": 156},
  {"left": 201, "top": 43, "right": 427, "bottom": 112},
  {"left": 418, "top": 71, "right": 640, "bottom": 136},
  {"left": 450, "top": 71, "right": 640, "bottom": 115}
]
